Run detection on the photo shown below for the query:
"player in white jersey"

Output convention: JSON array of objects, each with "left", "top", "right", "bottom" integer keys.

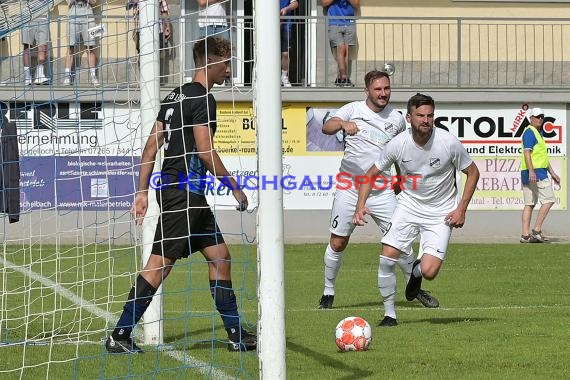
[
  {"left": 317, "top": 71, "right": 440, "bottom": 319},
  {"left": 353, "top": 93, "right": 480, "bottom": 325}
]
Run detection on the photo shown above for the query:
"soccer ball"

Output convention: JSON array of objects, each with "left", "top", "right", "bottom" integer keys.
[{"left": 335, "top": 316, "right": 372, "bottom": 351}]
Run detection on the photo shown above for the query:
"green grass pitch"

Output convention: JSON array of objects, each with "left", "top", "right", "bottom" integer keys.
[{"left": 1, "top": 243, "right": 569, "bottom": 379}]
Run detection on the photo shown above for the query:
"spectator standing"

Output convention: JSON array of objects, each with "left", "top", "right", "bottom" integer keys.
[
  {"left": 321, "top": 0, "right": 359, "bottom": 87},
  {"left": 64, "top": 0, "right": 99, "bottom": 86},
  {"left": 519, "top": 107, "right": 560, "bottom": 243},
  {"left": 21, "top": 12, "right": 50, "bottom": 85},
  {"left": 280, "top": 0, "right": 298, "bottom": 87},
  {"left": 127, "top": 0, "right": 172, "bottom": 54},
  {"left": 197, "top": 0, "right": 229, "bottom": 41}
]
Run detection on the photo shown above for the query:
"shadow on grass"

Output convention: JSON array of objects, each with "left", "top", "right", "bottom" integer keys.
[
  {"left": 165, "top": 332, "right": 375, "bottom": 378},
  {"left": 287, "top": 340, "right": 375, "bottom": 380},
  {"left": 164, "top": 327, "right": 233, "bottom": 351},
  {"left": 407, "top": 317, "right": 492, "bottom": 325},
  {"left": 342, "top": 300, "right": 430, "bottom": 308}
]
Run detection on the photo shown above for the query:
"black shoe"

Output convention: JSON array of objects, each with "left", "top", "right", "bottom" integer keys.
[
  {"left": 343, "top": 78, "right": 354, "bottom": 87},
  {"left": 378, "top": 316, "right": 397, "bottom": 327},
  {"left": 416, "top": 289, "right": 439, "bottom": 308},
  {"left": 105, "top": 336, "right": 144, "bottom": 354},
  {"left": 405, "top": 260, "right": 423, "bottom": 301},
  {"left": 226, "top": 327, "right": 257, "bottom": 352},
  {"left": 334, "top": 78, "right": 343, "bottom": 87},
  {"left": 318, "top": 294, "right": 334, "bottom": 309}
]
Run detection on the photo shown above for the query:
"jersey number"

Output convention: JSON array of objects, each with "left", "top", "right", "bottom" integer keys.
[
  {"left": 331, "top": 215, "right": 339, "bottom": 229},
  {"left": 163, "top": 108, "right": 174, "bottom": 150}
]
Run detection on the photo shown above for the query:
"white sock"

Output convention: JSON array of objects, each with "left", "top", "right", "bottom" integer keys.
[
  {"left": 65, "top": 68, "right": 71, "bottom": 75},
  {"left": 412, "top": 260, "right": 423, "bottom": 278},
  {"left": 36, "top": 64, "right": 45, "bottom": 77},
  {"left": 323, "top": 244, "right": 343, "bottom": 296},
  {"left": 281, "top": 70, "right": 288, "bottom": 78},
  {"left": 379, "top": 255, "right": 398, "bottom": 319},
  {"left": 24, "top": 66, "right": 31, "bottom": 77},
  {"left": 90, "top": 68, "right": 97, "bottom": 76},
  {"left": 398, "top": 251, "right": 414, "bottom": 284}
]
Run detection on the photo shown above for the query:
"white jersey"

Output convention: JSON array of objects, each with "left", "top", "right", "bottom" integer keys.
[
  {"left": 375, "top": 127, "right": 473, "bottom": 217},
  {"left": 198, "top": 2, "right": 227, "bottom": 28},
  {"left": 335, "top": 101, "right": 406, "bottom": 185}
]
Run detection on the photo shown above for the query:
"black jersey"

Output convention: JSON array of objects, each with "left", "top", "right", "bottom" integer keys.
[{"left": 156, "top": 82, "right": 216, "bottom": 195}]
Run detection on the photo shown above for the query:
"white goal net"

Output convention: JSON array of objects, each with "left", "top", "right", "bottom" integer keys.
[{"left": 0, "top": 1, "right": 262, "bottom": 378}]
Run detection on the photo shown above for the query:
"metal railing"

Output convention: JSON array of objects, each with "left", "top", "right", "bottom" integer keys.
[
  {"left": 301, "top": 15, "right": 570, "bottom": 88},
  {"left": 1, "top": 14, "right": 569, "bottom": 89}
]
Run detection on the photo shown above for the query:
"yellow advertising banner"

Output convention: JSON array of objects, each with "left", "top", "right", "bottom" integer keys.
[{"left": 216, "top": 102, "right": 309, "bottom": 156}]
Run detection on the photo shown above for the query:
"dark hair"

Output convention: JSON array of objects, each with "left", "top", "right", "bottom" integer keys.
[
  {"left": 193, "top": 37, "right": 231, "bottom": 67},
  {"left": 406, "top": 93, "right": 435, "bottom": 114},
  {"left": 364, "top": 70, "right": 390, "bottom": 88}
]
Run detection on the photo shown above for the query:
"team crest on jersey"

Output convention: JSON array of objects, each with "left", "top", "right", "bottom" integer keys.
[
  {"left": 384, "top": 122, "right": 398, "bottom": 134},
  {"left": 430, "top": 157, "right": 441, "bottom": 168}
]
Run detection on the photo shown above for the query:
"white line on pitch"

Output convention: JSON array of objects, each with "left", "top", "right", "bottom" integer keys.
[
  {"left": 287, "top": 304, "right": 570, "bottom": 312},
  {"left": 0, "top": 256, "right": 235, "bottom": 380},
  {"left": 161, "top": 304, "right": 570, "bottom": 314}
]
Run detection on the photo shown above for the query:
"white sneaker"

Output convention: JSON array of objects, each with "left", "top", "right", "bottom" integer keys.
[
  {"left": 281, "top": 76, "right": 292, "bottom": 87},
  {"left": 90, "top": 74, "right": 100, "bottom": 87},
  {"left": 24, "top": 75, "right": 32, "bottom": 86},
  {"left": 63, "top": 75, "right": 72, "bottom": 86},
  {"left": 34, "top": 74, "right": 49, "bottom": 85}
]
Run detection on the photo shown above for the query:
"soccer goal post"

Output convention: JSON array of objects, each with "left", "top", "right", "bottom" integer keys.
[
  {"left": 254, "top": 1, "right": 287, "bottom": 379},
  {"left": 138, "top": 0, "right": 163, "bottom": 347}
]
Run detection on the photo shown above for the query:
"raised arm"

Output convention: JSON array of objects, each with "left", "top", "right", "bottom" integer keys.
[
  {"left": 322, "top": 116, "right": 359, "bottom": 136},
  {"left": 281, "top": 0, "right": 299, "bottom": 15}
]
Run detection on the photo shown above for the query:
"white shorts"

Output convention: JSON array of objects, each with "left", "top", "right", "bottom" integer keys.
[
  {"left": 68, "top": 5, "right": 96, "bottom": 47},
  {"left": 381, "top": 205, "right": 452, "bottom": 261},
  {"left": 329, "top": 188, "right": 396, "bottom": 239},
  {"left": 522, "top": 178, "right": 556, "bottom": 206},
  {"left": 21, "top": 18, "right": 49, "bottom": 46}
]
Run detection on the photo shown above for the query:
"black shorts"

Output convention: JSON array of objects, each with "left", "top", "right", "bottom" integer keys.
[
  {"left": 280, "top": 24, "right": 291, "bottom": 53},
  {"left": 152, "top": 188, "right": 225, "bottom": 259}
]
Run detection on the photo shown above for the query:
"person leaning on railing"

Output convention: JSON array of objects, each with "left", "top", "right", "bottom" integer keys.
[{"left": 64, "top": 0, "right": 99, "bottom": 86}]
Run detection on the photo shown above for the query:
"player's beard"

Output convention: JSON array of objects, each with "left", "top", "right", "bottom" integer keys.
[
  {"left": 370, "top": 97, "right": 388, "bottom": 112},
  {"left": 412, "top": 123, "right": 433, "bottom": 141}
]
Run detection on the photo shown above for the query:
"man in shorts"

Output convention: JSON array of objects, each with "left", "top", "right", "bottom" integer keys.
[
  {"left": 64, "top": 0, "right": 99, "bottom": 86},
  {"left": 105, "top": 37, "right": 256, "bottom": 354},
  {"left": 321, "top": 0, "right": 358, "bottom": 86},
  {"left": 21, "top": 12, "right": 50, "bottom": 85},
  {"left": 317, "top": 72, "right": 440, "bottom": 325},
  {"left": 353, "top": 93, "right": 480, "bottom": 325},
  {"left": 519, "top": 107, "right": 561, "bottom": 243}
]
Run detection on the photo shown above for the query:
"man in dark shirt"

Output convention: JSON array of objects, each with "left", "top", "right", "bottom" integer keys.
[{"left": 105, "top": 37, "right": 256, "bottom": 354}]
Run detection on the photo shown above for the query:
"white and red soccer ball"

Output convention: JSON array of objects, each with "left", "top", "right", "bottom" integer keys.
[{"left": 335, "top": 316, "right": 372, "bottom": 351}]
